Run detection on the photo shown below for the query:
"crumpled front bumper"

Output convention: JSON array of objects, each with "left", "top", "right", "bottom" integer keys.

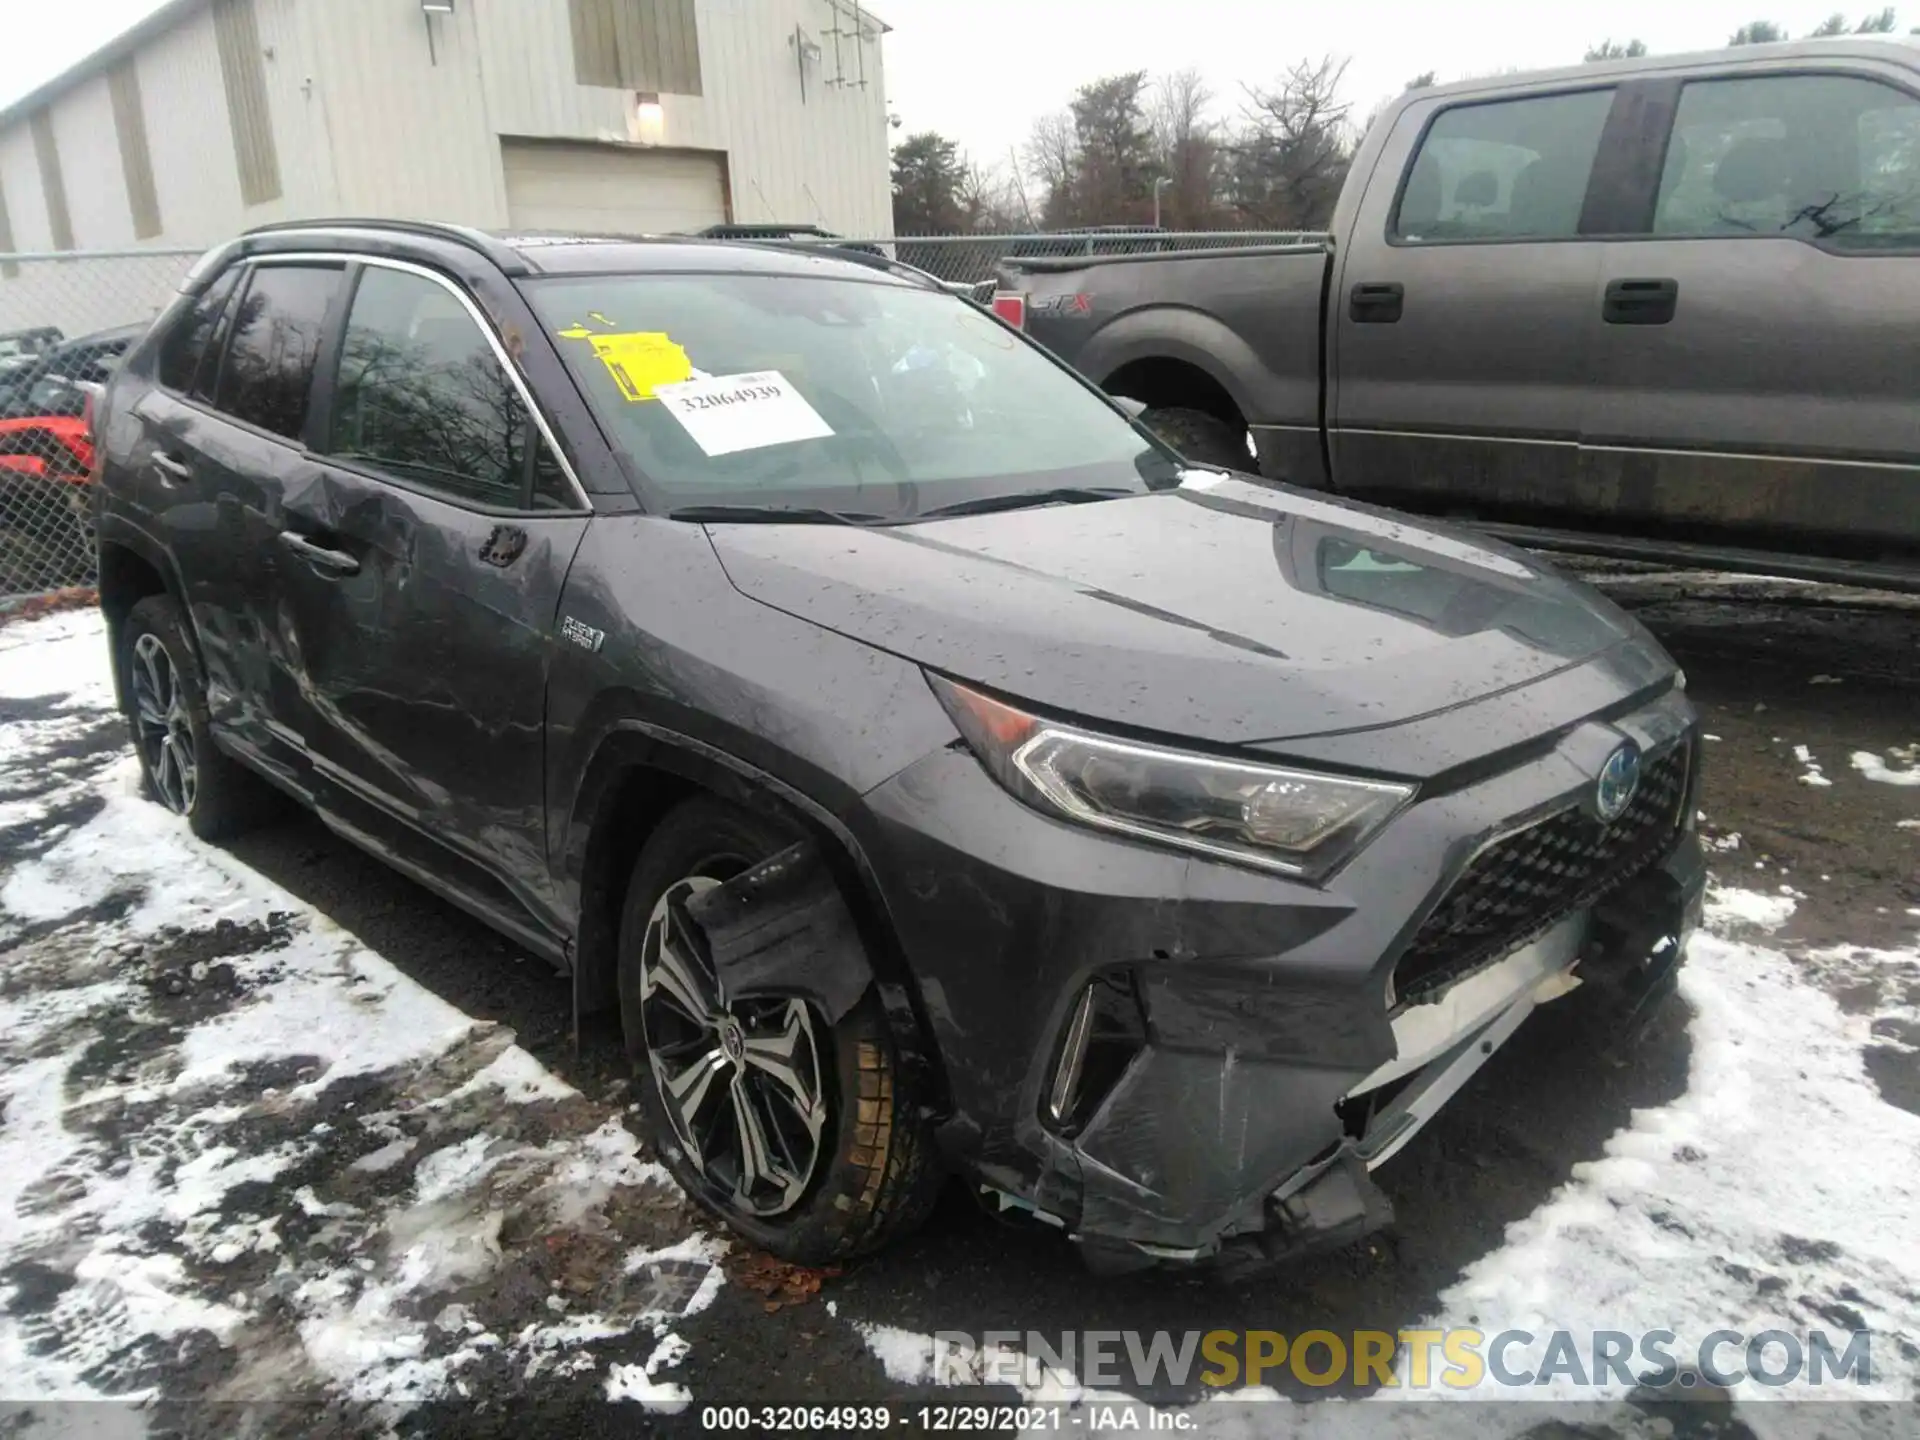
[
  {"left": 847, "top": 692, "right": 1703, "bottom": 1265},
  {"left": 1042, "top": 849, "right": 1700, "bottom": 1270},
  {"left": 1247, "top": 857, "right": 1699, "bottom": 1271}
]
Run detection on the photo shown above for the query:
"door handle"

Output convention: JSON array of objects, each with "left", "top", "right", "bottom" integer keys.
[
  {"left": 150, "top": 451, "right": 192, "bottom": 485},
  {"left": 1349, "top": 281, "right": 1405, "bottom": 323},
  {"left": 1603, "top": 277, "right": 1678, "bottom": 325},
  {"left": 278, "top": 530, "right": 361, "bottom": 577}
]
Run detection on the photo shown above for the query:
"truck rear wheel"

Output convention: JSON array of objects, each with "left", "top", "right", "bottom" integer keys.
[{"left": 1140, "top": 406, "right": 1249, "bottom": 471}]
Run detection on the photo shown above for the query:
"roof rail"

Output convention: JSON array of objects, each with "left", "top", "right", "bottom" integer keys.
[{"left": 239, "top": 217, "right": 526, "bottom": 273}]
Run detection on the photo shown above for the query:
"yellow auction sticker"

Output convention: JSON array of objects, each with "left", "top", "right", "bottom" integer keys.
[{"left": 557, "top": 325, "right": 695, "bottom": 402}]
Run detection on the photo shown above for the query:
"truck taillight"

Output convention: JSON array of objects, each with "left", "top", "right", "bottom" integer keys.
[{"left": 991, "top": 292, "right": 1026, "bottom": 329}]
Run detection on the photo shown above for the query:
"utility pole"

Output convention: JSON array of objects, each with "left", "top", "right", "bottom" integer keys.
[{"left": 1153, "top": 175, "right": 1172, "bottom": 228}]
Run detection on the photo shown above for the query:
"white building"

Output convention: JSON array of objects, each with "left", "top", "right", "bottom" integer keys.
[{"left": 0, "top": 0, "right": 894, "bottom": 260}]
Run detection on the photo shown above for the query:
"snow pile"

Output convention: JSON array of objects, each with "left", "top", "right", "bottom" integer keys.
[
  {"left": 1793, "top": 743, "right": 1832, "bottom": 788},
  {"left": 605, "top": 1331, "right": 695, "bottom": 1412},
  {"left": 1406, "top": 901, "right": 1919, "bottom": 1401},
  {"left": 1702, "top": 879, "right": 1797, "bottom": 933},
  {"left": 1852, "top": 749, "right": 1920, "bottom": 788}
]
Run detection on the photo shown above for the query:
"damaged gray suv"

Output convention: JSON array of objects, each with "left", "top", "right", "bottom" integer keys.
[{"left": 94, "top": 221, "right": 1704, "bottom": 1272}]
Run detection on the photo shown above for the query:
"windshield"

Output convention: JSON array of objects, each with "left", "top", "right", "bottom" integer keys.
[{"left": 525, "top": 271, "right": 1177, "bottom": 520}]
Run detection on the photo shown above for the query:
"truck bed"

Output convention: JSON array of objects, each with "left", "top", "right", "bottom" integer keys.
[{"left": 1003, "top": 243, "right": 1335, "bottom": 483}]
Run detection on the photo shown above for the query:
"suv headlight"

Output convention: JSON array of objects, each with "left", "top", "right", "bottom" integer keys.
[{"left": 929, "top": 675, "right": 1414, "bottom": 882}]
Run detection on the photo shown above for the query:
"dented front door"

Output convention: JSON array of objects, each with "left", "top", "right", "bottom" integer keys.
[{"left": 273, "top": 463, "right": 588, "bottom": 916}]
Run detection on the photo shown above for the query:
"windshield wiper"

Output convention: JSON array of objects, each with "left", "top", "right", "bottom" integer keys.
[
  {"left": 667, "top": 504, "right": 889, "bottom": 526},
  {"left": 910, "top": 486, "right": 1141, "bottom": 521}
]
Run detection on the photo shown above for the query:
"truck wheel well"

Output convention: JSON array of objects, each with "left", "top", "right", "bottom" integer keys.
[{"left": 1103, "top": 358, "right": 1246, "bottom": 434}]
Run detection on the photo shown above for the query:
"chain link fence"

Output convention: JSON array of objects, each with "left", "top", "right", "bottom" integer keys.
[
  {"left": 1, "top": 247, "right": 200, "bottom": 600},
  {"left": 0, "top": 230, "right": 1319, "bottom": 600},
  {"left": 856, "top": 229, "right": 1325, "bottom": 286}
]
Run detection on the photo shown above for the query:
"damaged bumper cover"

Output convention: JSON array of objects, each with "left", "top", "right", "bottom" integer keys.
[{"left": 691, "top": 691, "right": 1704, "bottom": 1268}]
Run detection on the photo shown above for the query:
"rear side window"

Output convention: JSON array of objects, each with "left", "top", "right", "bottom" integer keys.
[
  {"left": 157, "top": 266, "right": 241, "bottom": 395},
  {"left": 216, "top": 263, "right": 344, "bottom": 440},
  {"left": 1394, "top": 89, "right": 1616, "bottom": 242},
  {"left": 1653, "top": 73, "right": 1920, "bottom": 249},
  {"left": 326, "top": 266, "right": 574, "bottom": 510}
]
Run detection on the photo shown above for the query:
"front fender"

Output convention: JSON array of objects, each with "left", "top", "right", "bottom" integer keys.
[{"left": 558, "top": 710, "right": 953, "bottom": 1110}]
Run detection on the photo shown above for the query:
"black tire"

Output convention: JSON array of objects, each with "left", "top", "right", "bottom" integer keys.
[
  {"left": 618, "top": 795, "right": 943, "bottom": 1264},
  {"left": 1140, "top": 405, "right": 1250, "bottom": 470},
  {"left": 122, "top": 594, "right": 279, "bottom": 841}
]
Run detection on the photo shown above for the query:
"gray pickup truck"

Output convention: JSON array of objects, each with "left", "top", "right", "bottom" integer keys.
[{"left": 1001, "top": 37, "right": 1920, "bottom": 590}]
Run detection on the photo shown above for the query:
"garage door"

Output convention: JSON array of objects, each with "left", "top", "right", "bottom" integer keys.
[{"left": 500, "top": 140, "right": 728, "bottom": 236}]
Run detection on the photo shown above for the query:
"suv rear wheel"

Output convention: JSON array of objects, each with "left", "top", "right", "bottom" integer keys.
[
  {"left": 122, "top": 594, "right": 278, "bottom": 841},
  {"left": 617, "top": 796, "right": 943, "bottom": 1263}
]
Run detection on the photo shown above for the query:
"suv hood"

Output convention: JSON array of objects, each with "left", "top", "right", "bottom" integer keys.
[{"left": 705, "top": 475, "right": 1642, "bottom": 747}]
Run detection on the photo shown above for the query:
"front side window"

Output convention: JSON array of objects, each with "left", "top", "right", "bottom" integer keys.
[
  {"left": 1652, "top": 73, "right": 1920, "bottom": 248},
  {"left": 215, "top": 263, "right": 344, "bottom": 440},
  {"left": 327, "top": 266, "right": 572, "bottom": 510},
  {"left": 1394, "top": 88, "right": 1616, "bottom": 242},
  {"left": 525, "top": 272, "right": 1175, "bottom": 520}
]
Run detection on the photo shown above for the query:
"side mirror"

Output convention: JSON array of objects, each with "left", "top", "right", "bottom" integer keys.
[{"left": 1112, "top": 395, "right": 1147, "bottom": 419}]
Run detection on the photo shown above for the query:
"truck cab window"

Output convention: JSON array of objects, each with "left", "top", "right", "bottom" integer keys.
[
  {"left": 1394, "top": 88, "right": 1615, "bottom": 242},
  {"left": 1653, "top": 74, "right": 1920, "bottom": 248}
]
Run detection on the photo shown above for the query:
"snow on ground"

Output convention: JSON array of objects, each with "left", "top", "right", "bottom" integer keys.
[
  {"left": 1852, "top": 749, "right": 1920, "bottom": 788},
  {"left": 1404, "top": 897, "right": 1920, "bottom": 1397},
  {"left": 0, "top": 612, "right": 723, "bottom": 1426},
  {"left": 1793, "top": 743, "right": 1832, "bottom": 788}
]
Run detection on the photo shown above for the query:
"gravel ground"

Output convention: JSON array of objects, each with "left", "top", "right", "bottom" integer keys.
[{"left": 0, "top": 565, "right": 1916, "bottom": 1438}]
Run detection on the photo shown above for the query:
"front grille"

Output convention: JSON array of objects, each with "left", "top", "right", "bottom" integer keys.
[{"left": 1392, "top": 742, "right": 1692, "bottom": 1005}]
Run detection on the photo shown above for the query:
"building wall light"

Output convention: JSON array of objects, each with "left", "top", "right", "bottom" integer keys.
[{"left": 632, "top": 91, "right": 665, "bottom": 146}]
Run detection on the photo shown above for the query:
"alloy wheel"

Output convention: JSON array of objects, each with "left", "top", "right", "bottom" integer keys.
[
  {"left": 639, "top": 873, "right": 828, "bottom": 1217},
  {"left": 130, "top": 632, "right": 196, "bottom": 816}
]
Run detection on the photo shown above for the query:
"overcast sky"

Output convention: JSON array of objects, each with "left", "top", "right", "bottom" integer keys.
[
  {"left": 883, "top": 0, "right": 1914, "bottom": 168},
  {"left": 8, "top": 0, "right": 1915, "bottom": 164}
]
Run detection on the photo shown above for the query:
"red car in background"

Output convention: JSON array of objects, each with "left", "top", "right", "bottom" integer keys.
[
  {"left": 0, "top": 324, "right": 144, "bottom": 590},
  {"left": 0, "top": 414, "right": 94, "bottom": 481}
]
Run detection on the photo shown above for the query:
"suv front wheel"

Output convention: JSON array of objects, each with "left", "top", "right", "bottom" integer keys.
[{"left": 617, "top": 796, "right": 943, "bottom": 1263}]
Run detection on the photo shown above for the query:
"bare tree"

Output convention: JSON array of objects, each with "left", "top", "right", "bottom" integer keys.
[
  {"left": 1150, "top": 68, "right": 1220, "bottom": 229},
  {"left": 1225, "top": 57, "right": 1355, "bottom": 230},
  {"left": 1023, "top": 111, "right": 1078, "bottom": 226},
  {"left": 956, "top": 160, "right": 1027, "bottom": 233}
]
